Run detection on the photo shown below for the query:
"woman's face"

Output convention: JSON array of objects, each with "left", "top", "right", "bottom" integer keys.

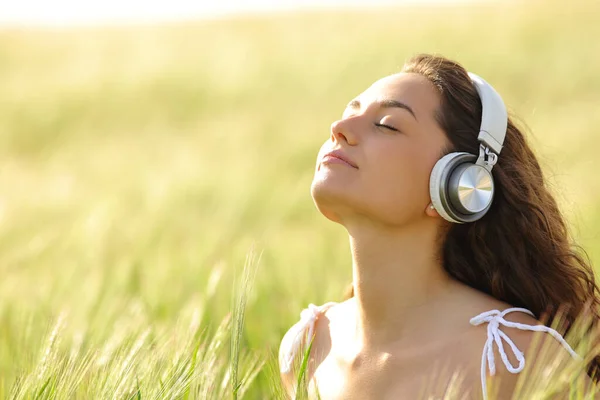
[{"left": 311, "top": 72, "right": 451, "bottom": 227}]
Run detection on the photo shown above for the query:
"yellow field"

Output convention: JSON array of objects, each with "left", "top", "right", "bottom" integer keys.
[{"left": 0, "top": 0, "right": 599, "bottom": 397}]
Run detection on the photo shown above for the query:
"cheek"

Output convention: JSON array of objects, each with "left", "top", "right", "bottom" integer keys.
[{"left": 367, "top": 144, "right": 435, "bottom": 209}]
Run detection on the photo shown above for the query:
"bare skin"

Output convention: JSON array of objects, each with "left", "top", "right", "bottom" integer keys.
[
  {"left": 301, "top": 289, "right": 542, "bottom": 399},
  {"left": 280, "top": 73, "right": 583, "bottom": 399}
]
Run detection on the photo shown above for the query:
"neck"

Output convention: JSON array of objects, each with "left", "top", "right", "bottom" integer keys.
[{"left": 347, "top": 219, "right": 456, "bottom": 349}]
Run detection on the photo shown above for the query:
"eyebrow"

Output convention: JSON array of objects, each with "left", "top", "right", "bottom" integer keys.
[{"left": 347, "top": 99, "right": 418, "bottom": 121}]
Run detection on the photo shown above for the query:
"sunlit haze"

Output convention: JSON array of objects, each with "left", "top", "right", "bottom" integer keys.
[{"left": 0, "top": 0, "right": 486, "bottom": 27}]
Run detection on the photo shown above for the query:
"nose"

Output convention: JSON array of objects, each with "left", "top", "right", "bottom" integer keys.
[{"left": 330, "top": 118, "right": 356, "bottom": 145}]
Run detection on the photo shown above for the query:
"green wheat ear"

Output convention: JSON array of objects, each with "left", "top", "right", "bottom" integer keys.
[
  {"left": 230, "top": 246, "right": 261, "bottom": 400},
  {"left": 265, "top": 351, "right": 289, "bottom": 400},
  {"left": 294, "top": 335, "right": 315, "bottom": 400}
]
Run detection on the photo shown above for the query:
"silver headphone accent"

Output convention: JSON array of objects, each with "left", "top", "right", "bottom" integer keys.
[{"left": 429, "top": 72, "right": 508, "bottom": 224}]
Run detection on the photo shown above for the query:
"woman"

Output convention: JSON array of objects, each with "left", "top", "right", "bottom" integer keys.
[{"left": 278, "top": 54, "right": 600, "bottom": 399}]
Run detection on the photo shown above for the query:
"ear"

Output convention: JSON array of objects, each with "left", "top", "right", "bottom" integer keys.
[{"left": 425, "top": 203, "right": 441, "bottom": 218}]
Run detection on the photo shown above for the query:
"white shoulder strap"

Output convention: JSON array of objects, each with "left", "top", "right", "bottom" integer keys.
[
  {"left": 279, "top": 302, "right": 338, "bottom": 374},
  {"left": 470, "top": 307, "right": 582, "bottom": 400}
]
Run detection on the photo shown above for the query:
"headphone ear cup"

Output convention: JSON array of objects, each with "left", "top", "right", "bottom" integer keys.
[
  {"left": 429, "top": 152, "right": 471, "bottom": 224},
  {"left": 430, "top": 152, "right": 495, "bottom": 224},
  {"left": 447, "top": 163, "right": 494, "bottom": 214}
]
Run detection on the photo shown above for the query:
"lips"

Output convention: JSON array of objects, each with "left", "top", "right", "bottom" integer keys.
[{"left": 322, "top": 149, "right": 358, "bottom": 168}]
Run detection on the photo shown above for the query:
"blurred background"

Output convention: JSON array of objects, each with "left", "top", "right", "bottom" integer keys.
[{"left": 0, "top": 0, "right": 598, "bottom": 397}]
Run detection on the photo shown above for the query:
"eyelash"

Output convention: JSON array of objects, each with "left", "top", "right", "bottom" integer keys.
[{"left": 374, "top": 123, "right": 399, "bottom": 132}]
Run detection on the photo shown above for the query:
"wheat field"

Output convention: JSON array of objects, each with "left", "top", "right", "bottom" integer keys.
[{"left": 0, "top": 0, "right": 599, "bottom": 398}]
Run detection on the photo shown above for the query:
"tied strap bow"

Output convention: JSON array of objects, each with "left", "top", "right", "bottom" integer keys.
[
  {"left": 280, "top": 302, "right": 337, "bottom": 374},
  {"left": 470, "top": 307, "right": 582, "bottom": 400}
]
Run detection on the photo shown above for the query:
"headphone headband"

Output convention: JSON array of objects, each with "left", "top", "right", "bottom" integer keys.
[
  {"left": 429, "top": 72, "right": 509, "bottom": 224},
  {"left": 467, "top": 72, "right": 507, "bottom": 155}
]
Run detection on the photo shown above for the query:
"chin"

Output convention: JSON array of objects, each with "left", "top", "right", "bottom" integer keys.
[
  {"left": 310, "top": 175, "right": 341, "bottom": 202},
  {"left": 310, "top": 179, "right": 351, "bottom": 225}
]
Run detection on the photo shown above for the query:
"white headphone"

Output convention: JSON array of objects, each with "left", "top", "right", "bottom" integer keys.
[{"left": 429, "top": 72, "right": 508, "bottom": 224}]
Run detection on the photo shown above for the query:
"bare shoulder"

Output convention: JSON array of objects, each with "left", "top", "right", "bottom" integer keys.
[
  {"left": 461, "top": 291, "right": 582, "bottom": 398},
  {"left": 278, "top": 300, "right": 348, "bottom": 396},
  {"left": 308, "top": 298, "right": 356, "bottom": 366}
]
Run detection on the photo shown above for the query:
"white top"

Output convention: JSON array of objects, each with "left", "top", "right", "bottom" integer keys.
[{"left": 279, "top": 303, "right": 582, "bottom": 400}]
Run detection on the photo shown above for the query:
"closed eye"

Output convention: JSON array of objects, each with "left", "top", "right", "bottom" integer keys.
[{"left": 374, "top": 123, "right": 399, "bottom": 132}]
